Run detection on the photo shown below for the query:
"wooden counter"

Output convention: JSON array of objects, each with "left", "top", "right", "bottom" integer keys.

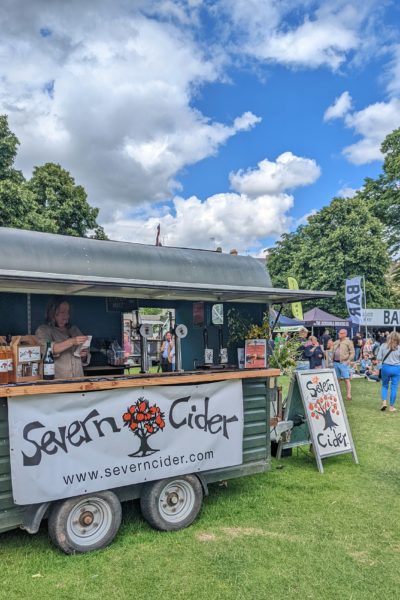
[{"left": 0, "top": 368, "right": 281, "bottom": 398}]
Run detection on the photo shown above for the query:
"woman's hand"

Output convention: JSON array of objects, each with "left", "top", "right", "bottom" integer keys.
[{"left": 73, "top": 335, "right": 88, "bottom": 346}]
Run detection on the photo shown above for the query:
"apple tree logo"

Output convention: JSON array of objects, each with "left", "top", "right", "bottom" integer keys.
[
  {"left": 123, "top": 397, "right": 165, "bottom": 457},
  {"left": 308, "top": 393, "right": 340, "bottom": 430}
]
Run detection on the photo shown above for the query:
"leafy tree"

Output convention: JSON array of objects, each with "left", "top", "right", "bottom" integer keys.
[
  {"left": 268, "top": 197, "right": 393, "bottom": 316},
  {"left": 0, "top": 114, "right": 107, "bottom": 239},
  {"left": 0, "top": 115, "right": 24, "bottom": 183},
  {"left": 361, "top": 128, "right": 400, "bottom": 257},
  {"left": 27, "top": 163, "right": 104, "bottom": 238}
]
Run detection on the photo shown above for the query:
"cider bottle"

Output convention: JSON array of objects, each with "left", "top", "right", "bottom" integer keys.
[
  {"left": 43, "top": 341, "right": 55, "bottom": 380},
  {"left": 0, "top": 345, "right": 8, "bottom": 384}
]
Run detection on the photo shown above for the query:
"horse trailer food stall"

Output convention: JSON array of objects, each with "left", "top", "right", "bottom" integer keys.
[{"left": 0, "top": 227, "right": 333, "bottom": 553}]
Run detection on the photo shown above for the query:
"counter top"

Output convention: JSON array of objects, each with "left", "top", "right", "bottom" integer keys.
[{"left": 1, "top": 368, "right": 281, "bottom": 398}]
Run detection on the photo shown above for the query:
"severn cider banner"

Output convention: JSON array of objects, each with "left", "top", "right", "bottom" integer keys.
[{"left": 8, "top": 381, "right": 243, "bottom": 505}]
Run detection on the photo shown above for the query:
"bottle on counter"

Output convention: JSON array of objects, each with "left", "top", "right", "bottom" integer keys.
[
  {"left": 43, "top": 341, "right": 55, "bottom": 380},
  {"left": 6, "top": 336, "right": 13, "bottom": 376},
  {"left": 6, "top": 345, "right": 13, "bottom": 375},
  {"left": 0, "top": 345, "right": 8, "bottom": 384}
]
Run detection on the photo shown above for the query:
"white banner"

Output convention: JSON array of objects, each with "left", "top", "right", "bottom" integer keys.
[
  {"left": 345, "top": 276, "right": 364, "bottom": 324},
  {"left": 362, "top": 309, "right": 400, "bottom": 327},
  {"left": 8, "top": 380, "right": 243, "bottom": 505}
]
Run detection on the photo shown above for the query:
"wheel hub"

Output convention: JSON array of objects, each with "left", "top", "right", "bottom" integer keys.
[
  {"left": 79, "top": 510, "right": 94, "bottom": 527},
  {"left": 166, "top": 491, "right": 180, "bottom": 507}
]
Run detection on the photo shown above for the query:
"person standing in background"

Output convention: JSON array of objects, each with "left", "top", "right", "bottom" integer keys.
[
  {"left": 320, "top": 329, "right": 331, "bottom": 350},
  {"left": 332, "top": 329, "right": 355, "bottom": 400},
  {"left": 305, "top": 336, "right": 325, "bottom": 369},
  {"left": 160, "top": 331, "right": 175, "bottom": 372},
  {"left": 324, "top": 338, "right": 334, "bottom": 368},
  {"left": 377, "top": 332, "right": 400, "bottom": 412}
]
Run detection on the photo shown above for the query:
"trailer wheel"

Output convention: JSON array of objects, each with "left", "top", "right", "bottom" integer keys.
[
  {"left": 48, "top": 491, "right": 122, "bottom": 554},
  {"left": 140, "top": 475, "right": 203, "bottom": 531}
]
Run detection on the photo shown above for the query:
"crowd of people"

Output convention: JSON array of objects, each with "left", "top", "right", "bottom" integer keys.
[{"left": 273, "top": 327, "right": 400, "bottom": 411}]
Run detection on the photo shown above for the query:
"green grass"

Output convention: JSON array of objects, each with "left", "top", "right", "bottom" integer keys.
[{"left": 1, "top": 377, "right": 399, "bottom": 599}]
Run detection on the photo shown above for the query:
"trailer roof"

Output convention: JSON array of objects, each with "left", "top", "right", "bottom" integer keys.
[{"left": 0, "top": 228, "right": 335, "bottom": 304}]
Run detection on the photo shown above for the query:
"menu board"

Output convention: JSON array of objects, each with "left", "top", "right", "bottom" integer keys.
[
  {"left": 278, "top": 369, "right": 358, "bottom": 473},
  {"left": 106, "top": 297, "right": 138, "bottom": 312}
]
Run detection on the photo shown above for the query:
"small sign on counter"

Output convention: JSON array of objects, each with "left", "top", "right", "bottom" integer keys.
[{"left": 244, "top": 339, "right": 266, "bottom": 368}]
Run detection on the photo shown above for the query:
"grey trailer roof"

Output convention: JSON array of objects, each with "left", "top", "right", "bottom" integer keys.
[{"left": 0, "top": 228, "right": 335, "bottom": 304}]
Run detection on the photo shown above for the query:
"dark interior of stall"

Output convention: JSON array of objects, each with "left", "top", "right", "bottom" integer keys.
[{"left": 0, "top": 292, "right": 266, "bottom": 374}]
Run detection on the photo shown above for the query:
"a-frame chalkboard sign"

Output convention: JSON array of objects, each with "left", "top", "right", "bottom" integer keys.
[{"left": 277, "top": 369, "right": 358, "bottom": 473}]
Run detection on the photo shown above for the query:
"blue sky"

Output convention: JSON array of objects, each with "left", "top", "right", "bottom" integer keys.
[{"left": 1, "top": 0, "right": 399, "bottom": 254}]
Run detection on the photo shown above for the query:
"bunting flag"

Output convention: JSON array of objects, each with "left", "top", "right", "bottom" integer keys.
[
  {"left": 287, "top": 276, "right": 304, "bottom": 320},
  {"left": 345, "top": 277, "right": 364, "bottom": 324}
]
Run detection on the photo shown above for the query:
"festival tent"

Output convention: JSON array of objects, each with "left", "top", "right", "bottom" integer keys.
[
  {"left": 271, "top": 312, "right": 305, "bottom": 332},
  {"left": 303, "top": 307, "right": 350, "bottom": 328}
]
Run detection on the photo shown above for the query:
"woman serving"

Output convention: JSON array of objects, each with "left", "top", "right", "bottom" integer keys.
[{"left": 35, "top": 297, "right": 90, "bottom": 379}]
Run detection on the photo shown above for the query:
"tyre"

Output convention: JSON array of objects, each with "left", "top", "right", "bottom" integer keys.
[
  {"left": 48, "top": 491, "right": 122, "bottom": 554},
  {"left": 140, "top": 475, "right": 203, "bottom": 531}
]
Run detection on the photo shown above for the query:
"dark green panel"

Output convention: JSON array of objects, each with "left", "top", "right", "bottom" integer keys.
[
  {"left": 0, "top": 420, "right": 9, "bottom": 438},
  {"left": 0, "top": 491, "right": 17, "bottom": 510},
  {"left": 0, "top": 439, "right": 9, "bottom": 457},
  {"left": 244, "top": 422, "right": 267, "bottom": 436},
  {"left": 243, "top": 434, "right": 267, "bottom": 450},
  {"left": 0, "top": 457, "right": 10, "bottom": 476},
  {"left": 0, "top": 508, "right": 25, "bottom": 533},
  {"left": 243, "top": 395, "right": 268, "bottom": 410},
  {"left": 0, "top": 474, "right": 12, "bottom": 493},
  {"left": 244, "top": 408, "right": 267, "bottom": 423},
  {"left": 243, "top": 447, "right": 268, "bottom": 462}
]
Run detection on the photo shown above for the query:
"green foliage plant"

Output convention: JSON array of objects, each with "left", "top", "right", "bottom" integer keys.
[{"left": 268, "top": 335, "right": 302, "bottom": 377}]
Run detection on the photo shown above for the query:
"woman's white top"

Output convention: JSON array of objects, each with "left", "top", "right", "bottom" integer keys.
[{"left": 376, "top": 343, "right": 400, "bottom": 366}]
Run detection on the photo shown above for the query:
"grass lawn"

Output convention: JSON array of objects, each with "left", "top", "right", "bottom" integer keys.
[{"left": 1, "top": 377, "right": 400, "bottom": 599}]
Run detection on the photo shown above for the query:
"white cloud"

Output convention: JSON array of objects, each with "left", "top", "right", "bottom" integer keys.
[
  {"left": 229, "top": 152, "right": 321, "bottom": 196},
  {"left": 386, "top": 44, "right": 400, "bottom": 97},
  {"left": 0, "top": 1, "right": 261, "bottom": 220},
  {"left": 324, "top": 91, "right": 352, "bottom": 121},
  {"left": 337, "top": 186, "right": 358, "bottom": 198},
  {"left": 104, "top": 151, "right": 321, "bottom": 253},
  {"left": 104, "top": 192, "right": 295, "bottom": 253},
  {"left": 218, "top": 0, "right": 375, "bottom": 70},
  {"left": 342, "top": 98, "right": 400, "bottom": 164}
]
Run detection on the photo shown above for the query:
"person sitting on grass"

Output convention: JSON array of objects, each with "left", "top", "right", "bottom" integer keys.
[
  {"left": 359, "top": 351, "right": 372, "bottom": 374},
  {"left": 365, "top": 357, "right": 380, "bottom": 382}
]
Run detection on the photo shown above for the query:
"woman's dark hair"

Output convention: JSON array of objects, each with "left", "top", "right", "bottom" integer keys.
[{"left": 45, "top": 296, "right": 71, "bottom": 326}]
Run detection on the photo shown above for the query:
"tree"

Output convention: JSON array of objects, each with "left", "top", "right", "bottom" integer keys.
[
  {"left": 268, "top": 197, "right": 393, "bottom": 316},
  {"left": 123, "top": 397, "right": 166, "bottom": 457},
  {"left": 308, "top": 392, "right": 340, "bottom": 431},
  {"left": 361, "top": 128, "right": 400, "bottom": 257},
  {"left": 27, "top": 163, "right": 104, "bottom": 238},
  {"left": 0, "top": 115, "right": 24, "bottom": 183},
  {"left": 0, "top": 114, "right": 107, "bottom": 238}
]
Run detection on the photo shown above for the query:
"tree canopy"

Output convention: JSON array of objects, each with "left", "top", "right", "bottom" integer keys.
[
  {"left": 361, "top": 128, "right": 400, "bottom": 257},
  {"left": 0, "top": 114, "right": 107, "bottom": 239},
  {"left": 268, "top": 127, "right": 400, "bottom": 316}
]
